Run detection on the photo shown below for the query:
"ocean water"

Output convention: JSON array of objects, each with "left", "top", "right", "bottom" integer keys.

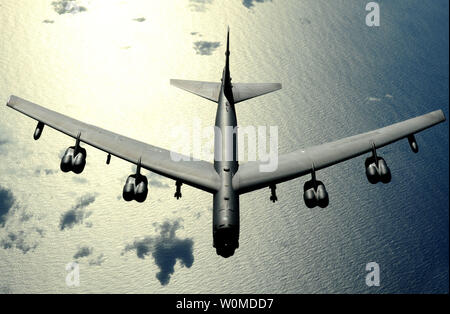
[{"left": 0, "top": 0, "right": 448, "bottom": 293}]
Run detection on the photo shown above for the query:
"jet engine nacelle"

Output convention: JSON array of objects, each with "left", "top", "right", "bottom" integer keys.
[
  {"left": 60, "top": 146, "right": 87, "bottom": 174},
  {"left": 123, "top": 174, "right": 148, "bottom": 203},
  {"left": 365, "top": 156, "right": 391, "bottom": 184},
  {"left": 303, "top": 179, "right": 329, "bottom": 208}
]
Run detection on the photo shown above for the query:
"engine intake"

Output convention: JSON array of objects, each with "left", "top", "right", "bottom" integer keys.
[
  {"left": 303, "top": 165, "right": 329, "bottom": 208},
  {"left": 365, "top": 143, "right": 391, "bottom": 184},
  {"left": 123, "top": 174, "right": 148, "bottom": 202},
  {"left": 60, "top": 146, "right": 87, "bottom": 174},
  {"left": 60, "top": 133, "right": 87, "bottom": 174},
  {"left": 303, "top": 180, "right": 329, "bottom": 208},
  {"left": 122, "top": 159, "right": 148, "bottom": 202}
]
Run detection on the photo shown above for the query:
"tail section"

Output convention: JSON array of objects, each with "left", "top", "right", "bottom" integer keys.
[
  {"left": 223, "top": 26, "right": 233, "bottom": 102},
  {"left": 170, "top": 27, "right": 282, "bottom": 104},
  {"left": 226, "top": 26, "right": 230, "bottom": 57},
  {"left": 225, "top": 26, "right": 230, "bottom": 79}
]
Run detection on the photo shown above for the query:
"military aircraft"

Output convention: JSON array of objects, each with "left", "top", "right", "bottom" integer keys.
[{"left": 6, "top": 28, "right": 446, "bottom": 257}]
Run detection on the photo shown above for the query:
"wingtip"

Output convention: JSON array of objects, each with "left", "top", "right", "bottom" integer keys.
[
  {"left": 6, "top": 95, "right": 15, "bottom": 107},
  {"left": 439, "top": 109, "right": 446, "bottom": 122},
  {"left": 430, "top": 109, "right": 446, "bottom": 123}
]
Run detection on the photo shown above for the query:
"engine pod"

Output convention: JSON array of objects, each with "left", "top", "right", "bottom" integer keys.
[
  {"left": 60, "top": 147, "right": 75, "bottom": 173},
  {"left": 303, "top": 188, "right": 316, "bottom": 208},
  {"left": 365, "top": 157, "right": 380, "bottom": 184},
  {"left": 303, "top": 180, "right": 318, "bottom": 208},
  {"left": 316, "top": 182, "right": 329, "bottom": 208},
  {"left": 134, "top": 175, "right": 148, "bottom": 203},
  {"left": 72, "top": 147, "right": 87, "bottom": 174},
  {"left": 377, "top": 158, "right": 391, "bottom": 184},
  {"left": 123, "top": 175, "right": 136, "bottom": 202}
]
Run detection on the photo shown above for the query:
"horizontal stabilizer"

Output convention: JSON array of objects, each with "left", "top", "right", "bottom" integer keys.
[
  {"left": 232, "top": 83, "right": 282, "bottom": 103},
  {"left": 170, "top": 79, "right": 221, "bottom": 103}
]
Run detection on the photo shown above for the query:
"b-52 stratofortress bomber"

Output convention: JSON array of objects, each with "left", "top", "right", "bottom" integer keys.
[{"left": 6, "top": 28, "right": 446, "bottom": 257}]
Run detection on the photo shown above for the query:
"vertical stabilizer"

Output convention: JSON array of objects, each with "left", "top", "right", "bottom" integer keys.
[
  {"left": 223, "top": 27, "right": 233, "bottom": 102},
  {"left": 224, "top": 26, "right": 231, "bottom": 82},
  {"left": 226, "top": 26, "right": 230, "bottom": 60}
]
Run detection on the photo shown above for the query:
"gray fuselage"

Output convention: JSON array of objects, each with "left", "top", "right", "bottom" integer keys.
[{"left": 212, "top": 63, "right": 240, "bottom": 258}]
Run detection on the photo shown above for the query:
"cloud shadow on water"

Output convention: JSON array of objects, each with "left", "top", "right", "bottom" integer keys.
[
  {"left": 0, "top": 139, "right": 9, "bottom": 155},
  {"left": 73, "top": 246, "right": 93, "bottom": 259},
  {"left": 0, "top": 186, "right": 15, "bottom": 227},
  {"left": 193, "top": 41, "right": 221, "bottom": 56},
  {"left": 0, "top": 187, "right": 44, "bottom": 253},
  {"left": 60, "top": 194, "right": 96, "bottom": 230},
  {"left": 188, "top": 0, "right": 213, "bottom": 12},
  {"left": 1, "top": 231, "right": 38, "bottom": 253},
  {"left": 34, "top": 168, "right": 57, "bottom": 176},
  {"left": 133, "top": 17, "right": 146, "bottom": 22},
  {"left": 242, "top": 0, "right": 272, "bottom": 9},
  {"left": 89, "top": 253, "right": 105, "bottom": 266},
  {"left": 124, "top": 219, "right": 194, "bottom": 286}
]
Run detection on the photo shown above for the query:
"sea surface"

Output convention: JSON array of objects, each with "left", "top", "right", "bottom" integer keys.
[{"left": 0, "top": 0, "right": 448, "bottom": 293}]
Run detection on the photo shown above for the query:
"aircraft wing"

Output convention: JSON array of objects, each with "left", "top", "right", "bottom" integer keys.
[
  {"left": 6, "top": 96, "right": 220, "bottom": 193},
  {"left": 233, "top": 110, "right": 446, "bottom": 194}
]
